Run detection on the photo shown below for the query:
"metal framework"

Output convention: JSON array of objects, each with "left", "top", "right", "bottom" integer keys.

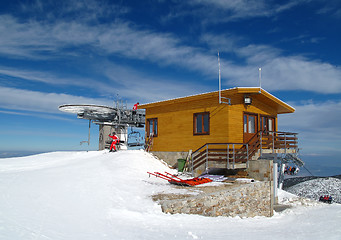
[{"left": 58, "top": 104, "right": 145, "bottom": 149}]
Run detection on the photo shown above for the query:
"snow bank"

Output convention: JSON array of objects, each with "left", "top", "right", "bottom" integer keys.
[
  {"left": 286, "top": 177, "right": 341, "bottom": 204},
  {"left": 0, "top": 150, "right": 340, "bottom": 240}
]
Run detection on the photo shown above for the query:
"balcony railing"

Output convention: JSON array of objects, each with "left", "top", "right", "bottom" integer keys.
[{"left": 190, "top": 130, "right": 298, "bottom": 175}]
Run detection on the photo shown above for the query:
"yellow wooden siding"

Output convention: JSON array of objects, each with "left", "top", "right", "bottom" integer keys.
[
  {"left": 146, "top": 92, "right": 280, "bottom": 152},
  {"left": 146, "top": 96, "right": 230, "bottom": 152},
  {"left": 227, "top": 94, "right": 278, "bottom": 143}
]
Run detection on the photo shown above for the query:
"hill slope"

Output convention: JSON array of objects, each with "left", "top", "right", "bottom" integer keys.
[
  {"left": 0, "top": 150, "right": 340, "bottom": 240},
  {"left": 285, "top": 177, "right": 341, "bottom": 204}
]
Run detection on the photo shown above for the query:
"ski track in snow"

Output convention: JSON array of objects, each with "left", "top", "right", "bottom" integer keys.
[{"left": 0, "top": 150, "right": 340, "bottom": 240}]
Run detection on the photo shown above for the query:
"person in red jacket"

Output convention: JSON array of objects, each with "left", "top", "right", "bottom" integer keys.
[
  {"left": 133, "top": 102, "right": 139, "bottom": 111},
  {"left": 108, "top": 132, "right": 120, "bottom": 152}
]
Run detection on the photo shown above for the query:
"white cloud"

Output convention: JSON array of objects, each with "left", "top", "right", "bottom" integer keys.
[
  {"left": 0, "top": 109, "right": 75, "bottom": 122},
  {"left": 0, "top": 86, "right": 111, "bottom": 114},
  {"left": 278, "top": 100, "right": 341, "bottom": 154},
  {"left": 19, "top": 0, "right": 129, "bottom": 22},
  {"left": 259, "top": 57, "right": 341, "bottom": 93},
  {"left": 0, "top": 15, "right": 98, "bottom": 59},
  {"left": 316, "top": 0, "right": 341, "bottom": 18},
  {"left": 0, "top": 3, "right": 340, "bottom": 97},
  {"left": 202, "top": 35, "right": 341, "bottom": 93},
  {"left": 0, "top": 67, "right": 92, "bottom": 86},
  {"left": 187, "top": 0, "right": 306, "bottom": 21},
  {"left": 101, "top": 62, "right": 209, "bottom": 103},
  {"left": 0, "top": 14, "right": 207, "bottom": 72}
]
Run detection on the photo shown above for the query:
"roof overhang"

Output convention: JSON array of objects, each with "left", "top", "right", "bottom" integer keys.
[
  {"left": 233, "top": 87, "right": 295, "bottom": 114},
  {"left": 138, "top": 87, "right": 295, "bottom": 114}
]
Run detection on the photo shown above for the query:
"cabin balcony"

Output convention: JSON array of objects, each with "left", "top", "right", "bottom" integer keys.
[{"left": 190, "top": 130, "right": 298, "bottom": 176}]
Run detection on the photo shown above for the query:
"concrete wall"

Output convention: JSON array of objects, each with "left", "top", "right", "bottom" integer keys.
[
  {"left": 99, "top": 125, "right": 112, "bottom": 150},
  {"left": 247, "top": 158, "right": 277, "bottom": 206},
  {"left": 151, "top": 151, "right": 189, "bottom": 168},
  {"left": 98, "top": 125, "right": 128, "bottom": 150},
  {"left": 247, "top": 159, "right": 273, "bottom": 181},
  {"left": 157, "top": 181, "right": 273, "bottom": 218}
]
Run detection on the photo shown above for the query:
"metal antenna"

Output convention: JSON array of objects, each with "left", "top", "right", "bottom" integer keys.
[
  {"left": 217, "top": 52, "right": 231, "bottom": 105},
  {"left": 218, "top": 51, "right": 221, "bottom": 104},
  {"left": 259, "top": 67, "right": 262, "bottom": 92}
]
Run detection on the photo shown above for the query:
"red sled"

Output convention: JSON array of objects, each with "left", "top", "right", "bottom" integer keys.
[{"left": 147, "top": 171, "right": 212, "bottom": 186}]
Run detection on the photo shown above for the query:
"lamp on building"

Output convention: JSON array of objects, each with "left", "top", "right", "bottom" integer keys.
[{"left": 244, "top": 95, "right": 252, "bottom": 105}]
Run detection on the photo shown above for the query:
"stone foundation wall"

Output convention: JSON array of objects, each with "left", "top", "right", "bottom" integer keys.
[
  {"left": 158, "top": 181, "right": 273, "bottom": 218},
  {"left": 247, "top": 159, "right": 273, "bottom": 181},
  {"left": 151, "top": 151, "right": 188, "bottom": 167}
]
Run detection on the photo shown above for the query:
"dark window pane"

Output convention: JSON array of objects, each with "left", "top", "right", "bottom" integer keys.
[
  {"left": 149, "top": 121, "right": 153, "bottom": 135},
  {"left": 203, "top": 114, "right": 209, "bottom": 132},
  {"left": 147, "top": 118, "right": 158, "bottom": 136},
  {"left": 248, "top": 116, "right": 255, "bottom": 133},
  {"left": 154, "top": 120, "right": 157, "bottom": 135},
  {"left": 244, "top": 115, "right": 247, "bottom": 133},
  {"left": 196, "top": 114, "right": 202, "bottom": 133}
]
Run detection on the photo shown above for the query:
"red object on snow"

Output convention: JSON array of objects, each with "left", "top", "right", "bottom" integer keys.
[
  {"left": 147, "top": 172, "right": 212, "bottom": 186},
  {"left": 108, "top": 134, "right": 119, "bottom": 151}
]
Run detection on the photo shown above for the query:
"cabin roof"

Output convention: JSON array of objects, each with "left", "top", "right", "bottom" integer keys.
[{"left": 138, "top": 87, "right": 295, "bottom": 114}]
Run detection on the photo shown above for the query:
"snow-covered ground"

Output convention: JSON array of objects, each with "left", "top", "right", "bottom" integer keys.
[
  {"left": 286, "top": 177, "right": 341, "bottom": 204},
  {"left": 0, "top": 150, "right": 340, "bottom": 240}
]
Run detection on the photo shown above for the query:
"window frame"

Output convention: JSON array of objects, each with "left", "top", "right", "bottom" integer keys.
[
  {"left": 243, "top": 112, "right": 258, "bottom": 134},
  {"left": 193, "top": 112, "right": 210, "bottom": 135},
  {"left": 147, "top": 118, "right": 158, "bottom": 137},
  {"left": 260, "top": 115, "right": 276, "bottom": 132}
]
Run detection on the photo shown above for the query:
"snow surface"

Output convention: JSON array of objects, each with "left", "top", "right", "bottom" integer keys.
[
  {"left": 286, "top": 177, "right": 341, "bottom": 204},
  {"left": 0, "top": 150, "right": 340, "bottom": 240}
]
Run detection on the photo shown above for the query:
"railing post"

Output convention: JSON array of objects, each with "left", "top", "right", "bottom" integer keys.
[
  {"left": 272, "top": 131, "right": 275, "bottom": 153},
  {"left": 232, "top": 144, "right": 235, "bottom": 169},
  {"left": 260, "top": 131, "right": 263, "bottom": 157},
  {"left": 246, "top": 144, "right": 249, "bottom": 168},
  {"left": 295, "top": 133, "right": 298, "bottom": 155},
  {"left": 284, "top": 133, "right": 287, "bottom": 154},
  {"left": 191, "top": 152, "right": 194, "bottom": 176},
  {"left": 206, "top": 144, "right": 208, "bottom": 170},
  {"left": 227, "top": 144, "right": 230, "bottom": 169}
]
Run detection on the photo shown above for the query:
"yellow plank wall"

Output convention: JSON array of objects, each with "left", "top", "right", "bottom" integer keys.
[
  {"left": 146, "top": 93, "right": 278, "bottom": 152},
  {"left": 228, "top": 94, "right": 278, "bottom": 143}
]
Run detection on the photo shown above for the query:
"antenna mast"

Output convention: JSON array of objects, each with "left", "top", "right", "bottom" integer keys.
[
  {"left": 217, "top": 52, "right": 231, "bottom": 105},
  {"left": 218, "top": 51, "right": 221, "bottom": 104},
  {"left": 259, "top": 67, "right": 262, "bottom": 92}
]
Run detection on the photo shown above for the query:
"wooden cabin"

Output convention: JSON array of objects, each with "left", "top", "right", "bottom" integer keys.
[{"left": 139, "top": 87, "right": 298, "bottom": 175}]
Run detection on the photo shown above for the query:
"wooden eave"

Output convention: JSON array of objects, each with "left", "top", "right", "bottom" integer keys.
[
  {"left": 235, "top": 87, "right": 295, "bottom": 114},
  {"left": 138, "top": 87, "right": 295, "bottom": 114}
]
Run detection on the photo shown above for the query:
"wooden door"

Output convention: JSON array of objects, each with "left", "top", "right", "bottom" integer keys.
[{"left": 243, "top": 113, "right": 258, "bottom": 143}]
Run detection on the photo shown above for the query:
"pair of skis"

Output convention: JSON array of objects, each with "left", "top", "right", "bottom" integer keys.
[
  {"left": 145, "top": 133, "right": 154, "bottom": 152},
  {"left": 147, "top": 171, "right": 212, "bottom": 186}
]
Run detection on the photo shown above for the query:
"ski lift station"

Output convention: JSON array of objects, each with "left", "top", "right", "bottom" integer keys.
[
  {"left": 59, "top": 102, "right": 145, "bottom": 150},
  {"left": 138, "top": 87, "right": 303, "bottom": 181},
  {"left": 59, "top": 86, "right": 304, "bottom": 216},
  {"left": 59, "top": 87, "right": 303, "bottom": 184}
]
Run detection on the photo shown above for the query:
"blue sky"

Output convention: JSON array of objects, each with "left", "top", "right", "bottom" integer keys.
[{"left": 0, "top": 0, "right": 340, "bottom": 168}]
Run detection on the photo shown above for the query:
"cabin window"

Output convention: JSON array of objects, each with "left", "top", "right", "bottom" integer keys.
[
  {"left": 244, "top": 113, "right": 257, "bottom": 134},
  {"left": 260, "top": 115, "right": 275, "bottom": 132},
  {"left": 244, "top": 115, "right": 247, "bottom": 133},
  {"left": 269, "top": 118, "right": 273, "bottom": 131},
  {"left": 243, "top": 113, "right": 258, "bottom": 143},
  {"left": 147, "top": 118, "right": 158, "bottom": 137},
  {"left": 248, "top": 115, "right": 256, "bottom": 133},
  {"left": 194, "top": 112, "right": 209, "bottom": 135}
]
